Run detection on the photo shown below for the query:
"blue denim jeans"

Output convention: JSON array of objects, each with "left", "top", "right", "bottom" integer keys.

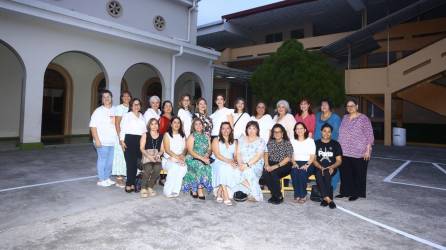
[
  {"left": 290, "top": 161, "right": 315, "bottom": 198},
  {"left": 96, "top": 146, "right": 114, "bottom": 181}
]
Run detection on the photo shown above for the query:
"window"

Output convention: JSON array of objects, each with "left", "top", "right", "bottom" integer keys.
[
  {"left": 290, "top": 29, "right": 305, "bottom": 39},
  {"left": 265, "top": 32, "right": 283, "bottom": 43}
]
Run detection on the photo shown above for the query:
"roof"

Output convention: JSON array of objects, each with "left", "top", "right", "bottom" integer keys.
[
  {"left": 222, "top": 0, "right": 315, "bottom": 20},
  {"left": 321, "top": 0, "right": 446, "bottom": 60}
]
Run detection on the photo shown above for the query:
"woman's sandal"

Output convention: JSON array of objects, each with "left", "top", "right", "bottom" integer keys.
[
  {"left": 125, "top": 186, "right": 133, "bottom": 193},
  {"left": 216, "top": 197, "right": 224, "bottom": 203},
  {"left": 223, "top": 200, "right": 233, "bottom": 206},
  {"left": 198, "top": 187, "right": 205, "bottom": 200}
]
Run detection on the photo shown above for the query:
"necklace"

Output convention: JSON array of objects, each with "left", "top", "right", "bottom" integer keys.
[{"left": 150, "top": 132, "right": 160, "bottom": 149}]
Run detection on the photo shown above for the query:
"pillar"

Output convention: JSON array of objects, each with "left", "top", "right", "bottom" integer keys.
[{"left": 384, "top": 92, "right": 392, "bottom": 146}]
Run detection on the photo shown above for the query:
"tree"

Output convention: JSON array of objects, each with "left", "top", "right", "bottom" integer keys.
[{"left": 250, "top": 39, "right": 345, "bottom": 110}]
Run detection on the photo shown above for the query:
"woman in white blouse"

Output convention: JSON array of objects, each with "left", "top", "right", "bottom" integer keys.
[
  {"left": 251, "top": 101, "right": 273, "bottom": 143},
  {"left": 162, "top": 116, "right": 187, "bottom": 198},
  {"left": 120, "top": 98, "right": 147, "bottom": 193},
  {"left": 143, "top": 95, "right": 161, "bottom": 124},
  {"left": 290, "top": 122, "right": 316, "bottom": 203},
  {"left": 210, "top": 94, "right": 233, "bottom": 139},
  {"left": 232, "top": 98, "right": 251, "bottom": 140},
  {"left": 177, "top": 94, "right": 193, "bottom": 137},
  {"left": 273, "top": 100, "right": 296, "bottom": 140}
]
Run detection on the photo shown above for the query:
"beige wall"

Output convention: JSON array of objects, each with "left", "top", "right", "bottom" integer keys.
[{"left": 0, "top": 43, "right": 23, "bottom": 137}]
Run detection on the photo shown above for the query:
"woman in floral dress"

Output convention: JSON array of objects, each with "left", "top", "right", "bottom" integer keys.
[
  {"left": 182, "top": 118, "right": 212, "bottom": 199},
  {"left": 194, "top": 97, "right": 213, "bottom": 137}
]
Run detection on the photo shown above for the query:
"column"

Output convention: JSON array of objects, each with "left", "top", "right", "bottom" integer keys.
[{"left": 384, "top": 92, "right": 392, "bottom": 146}]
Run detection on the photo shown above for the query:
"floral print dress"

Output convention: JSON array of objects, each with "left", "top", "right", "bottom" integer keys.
[{"left": 182, "top": 132, "right": 213, "bottom": 193}]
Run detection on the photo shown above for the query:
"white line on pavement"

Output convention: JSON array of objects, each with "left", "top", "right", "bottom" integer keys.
[
  {"left": 432, "top": 163, "right": 446, "bottom": 175},
  {"left": 383, "top": 160, "right": 411, "bottom": 182},
  {"left": 373, "top": 156, "right": 444, "bottom": 165},
  {"left": 0, "top": 175, "right": 97, "bottom": 193},
  {"left": 389, "top": 181, "right": 446, "bottom": 191},
  {"left": 337, "top": 206, "right": 446, "bottom": 250}
]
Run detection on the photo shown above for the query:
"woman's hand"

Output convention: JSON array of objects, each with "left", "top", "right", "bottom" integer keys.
[
  {"left": 328, "top": 166, "right": 334, "bottom": 175},
  {"left": 364, "top": 145, "right": 371, "bottom": 161},
  {"left": 94, "top": 140, "right": 102, "bottom": 148},
  {"left": 292, "top": 162, "right": 299, "bottom": 168},
  {"left": 300, "top": 164, "right": 309, "bottom": 171},
  {"left": 201, "top": 156, "right": 210, "bottom": 165},
  {"left": 120, "top": 141, "right": 127, "bottom": 151}
]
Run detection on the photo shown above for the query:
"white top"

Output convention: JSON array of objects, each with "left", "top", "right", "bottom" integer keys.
[
  {"left": 119, "top": 112, "right": 147, "bottom": 141},
  {"left": 251, "top": 114, "right": 273, "bottom": 143},
  {"left": 143, "top": 108, "right": 161, "bottom": 124},
  {"left": 232, "top": 112, "right": 251, "bottom": 139},
  {"left": 89, "top": 106, "right": 118, "bottom": 146},
  {"left": 210, "top": 107, "right": 233, "bottom": 136},
  {"left": 273, "top": 113, "right": 296, "bottom": 140},
  {"left": 177, "top": 108, "right": 193, "bottom": 137},
  {"left": 291, "top": 137, "right": 316, "bottom": 161},
  {"left": 114, "top": 104, "right": 129, "bottom": 117},
  {"left": 165, "top": 133, "right": 186, "bottom": 158}
]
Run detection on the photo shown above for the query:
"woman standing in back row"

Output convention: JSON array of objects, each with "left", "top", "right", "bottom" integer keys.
[
  {"left": 210, "top": 94, "right": 233, "bottom": 140},
  {"left": 338, "top": 98, "right": 374, "bottom": 201},
  {"left": 295, "top": 98, "right": 315, "bottom": 138}
]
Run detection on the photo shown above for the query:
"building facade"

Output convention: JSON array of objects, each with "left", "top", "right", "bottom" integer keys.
[
  {"left": 198, "top": 0, "right": 446, "bottom": 145},
  {"left": 0, "top": 0, "right": 219, "bottom": 147}
]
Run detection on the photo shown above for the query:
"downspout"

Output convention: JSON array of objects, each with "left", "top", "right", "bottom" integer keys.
[{"left": 171, "top": 46, "right": 184, "bottom": 102}]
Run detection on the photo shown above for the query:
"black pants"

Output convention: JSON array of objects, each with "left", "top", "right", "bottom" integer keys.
[
  {"left": 316, "top": 168, "right": 337, "bottom": 199},
  {"left": 339, "top": 156, "right": 368, "bottom": 198},
  {"left": 261, "top": 161, "right": 292, "bottom": 199},
  {"left": 124, "top": 134, "right": 142, "bottom": 186}
]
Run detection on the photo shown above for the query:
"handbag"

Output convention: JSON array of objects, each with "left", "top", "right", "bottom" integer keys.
[
  {"left": 142, "top": 149, "right": 161, "bottom": 164},
  {"left": 310, "top": 184, "right": 322, "bottom": 202},
  {"left": 233, "top": 191, "right": 248, "bottom": 202}
]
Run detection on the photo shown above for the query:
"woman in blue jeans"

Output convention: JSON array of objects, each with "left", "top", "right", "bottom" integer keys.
[{"left": 290, "top": 122, "right": 316, "bottom": 203}]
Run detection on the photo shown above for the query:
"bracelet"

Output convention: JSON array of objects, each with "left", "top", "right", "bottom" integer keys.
[{"left": 246, "top": 163, "right": 250, "bottom": 168}]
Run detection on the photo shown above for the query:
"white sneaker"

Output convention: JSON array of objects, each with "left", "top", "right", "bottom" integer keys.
[
  {"left": 105, "top": 179, "right": 116, "bottom": 185},
  {"left": 97, "top": 181, "right": 108, "bottom": 187}
]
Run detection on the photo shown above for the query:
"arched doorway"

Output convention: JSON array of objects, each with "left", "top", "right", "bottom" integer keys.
[
  {"left": 41, "top": 63, "right": 73, "bottom": 136},
  {"left": 174, "top": 72, "right": 203, "bottom": 110},
  {"left": 141, "top": 77, "right": 162, "bottom": 109},
  {"left": 0, "top": 40, "right": 25, "bottom": 141},
  {"left": 91, "top": 72, "right": 128, "bottom": 113},
  {"left": 122, "top": 63, "right": 163, "bottom": 110}
]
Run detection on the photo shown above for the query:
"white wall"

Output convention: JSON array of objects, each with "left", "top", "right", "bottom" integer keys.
[
  {"left": 0, "top": 43, "right": 23, "bottom": 137},
  {"left": 37, "top": 0, "right": 190, "bottom": 41},
  {"left": 123, "top": 63, "right": 160, "bottom": 104},
  {"left": 51, "top": 52, "right": 103, "bottom": 135}
]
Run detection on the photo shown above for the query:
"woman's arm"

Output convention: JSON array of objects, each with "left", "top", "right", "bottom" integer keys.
[
  {"left": 186, "top": 134, "right": 204, "bottom": 160},
  {"left": 162, "top": 134, "right": 179, "bottom": 160},
  {"left": 211, "top": 138, "right": 233, "bottom": 164}
]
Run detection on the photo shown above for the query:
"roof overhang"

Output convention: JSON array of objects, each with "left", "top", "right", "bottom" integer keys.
[
  {"left": 0, "top": 0, "right": 220, "bottom": 60},
  {"left": 213, "top": 65, "right": 252, "bottom": 81},
  {"left": 321, "top": 0, "right": 446, "bottom": 60}
]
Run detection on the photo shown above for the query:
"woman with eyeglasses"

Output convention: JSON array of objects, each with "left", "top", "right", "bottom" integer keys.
[
  {"left": 120, "top": 98, "right": 147, "bottom": 193},
  {"left": 338, "top": 98, "right": 374, "bottom": 201},
  {"left": 262, "top": 124, "right": 293, "bottom": 205}
]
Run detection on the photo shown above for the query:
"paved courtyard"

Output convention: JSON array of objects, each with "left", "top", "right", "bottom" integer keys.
[{"left": 0, "top": 144, "right": 445, "bottom": 250}]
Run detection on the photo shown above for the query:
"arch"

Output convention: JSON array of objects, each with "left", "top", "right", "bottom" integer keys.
[
  {"left": 43, "top": 63, "right": 73, "bottom": 136},
  {"left": 0, "top": 39, "right": 26, "bottom": 140},
  {"left": 174, "top": 72, "right": 204, "bottom": 109},
  {"left": 121, "top": 62, "right": 165, "bottom": 108},
  {"left": 141, "top": 77, "right": 162, "bottom": 109},
  {"left": 91, "top": 72, "right": 128, "bottom": 113}
]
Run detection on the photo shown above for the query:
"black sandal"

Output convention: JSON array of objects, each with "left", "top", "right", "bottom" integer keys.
[
  {"left": 190, "top": 190, "right": 198, "bottom": 199},
  {"left": 125, "top": 186, "right": 133, "bottom": 193},
  {"left": 197, "top": 187, "right": 205, "bottom": 200}
]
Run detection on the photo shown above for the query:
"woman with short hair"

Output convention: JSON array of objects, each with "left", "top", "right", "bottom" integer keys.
[
  {"left": 233, "top": 121, "right": 266, "bottom": 202},
  {"left": 262, "top": 124, "right": 293, "bottom": 205},
  {"left": 273, "top": 100, "right": 296, "bottom": 140},
  {"left": 338, "top": 98, "right": 374, "bottom": 201},
  {"left": 143, "top": 95, "right": 161, "bottom": 123},
  {"left": 162, "top": 117, "right": 187, "bottom": 198},
  {"left": 139, "top": 118, "right": 164, "bottom": 198},
  {"left": 182, "top": 118, "right": 212, "bottom": 199},
  {"left": 290, "top": 122, "right": 316, "bottom": 203}
]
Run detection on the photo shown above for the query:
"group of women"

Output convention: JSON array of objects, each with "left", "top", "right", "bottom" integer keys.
[{"left": 90, "top": 90, "right": 374, "bottom": 207}]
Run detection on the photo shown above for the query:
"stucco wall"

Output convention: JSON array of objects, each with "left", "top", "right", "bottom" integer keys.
[{"left": 0, "top": 43, "right": 23, "bottom": 137}]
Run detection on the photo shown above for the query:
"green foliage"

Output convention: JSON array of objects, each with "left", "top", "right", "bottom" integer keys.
[{"left": 250, "top": 39, "right": 345, "bottom": 109}]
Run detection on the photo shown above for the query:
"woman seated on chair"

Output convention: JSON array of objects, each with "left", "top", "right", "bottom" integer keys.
[
  {"left": 161, "top": 117, "right": 187, "bottom": 198},
  {"left": 290, "top": 122, "right": 316, "bottom": 204},
  {"left": 313, "top": 123, "right": 342, "bottom": 209},
  {"left": 233, "top": 121, "right": 266, "bottom": 202},
  {"left": 262, "top": 124, "right": 293, "bottom": 205},
  {"left": 182, "top": 118, "right": 213, "bottom": 200}
]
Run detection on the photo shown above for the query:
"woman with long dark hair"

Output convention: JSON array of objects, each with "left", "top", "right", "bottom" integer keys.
[
  {"left": 159, "top": 100, "right": 173, "bottom": 135},
  {"left": 295, "top": 98, "right": 316, "bottom": 138}
]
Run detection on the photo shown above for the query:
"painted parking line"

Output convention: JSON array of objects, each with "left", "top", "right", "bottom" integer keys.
[
  {"left": 383, "top": 160, "right": 411, "bottom": 182},
  {"left": 373, "top": 155, "right": 446, "bottom": 165},
  {"left": 338, "top": 206, "right": 446, "bottom": 250},
  {"left": 0, "top": 175, "right": 97, "bottom": 193},
  {"left": 432, "top": 163, "right": 446, "bottom": 175}
]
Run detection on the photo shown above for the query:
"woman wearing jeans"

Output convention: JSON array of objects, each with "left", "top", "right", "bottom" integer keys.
[
  {"left": 290, "top": 122, "right": 316, "bottom": 203},
  {"left": 90, "top": 90, "right": 118, "bottom": 187}
]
